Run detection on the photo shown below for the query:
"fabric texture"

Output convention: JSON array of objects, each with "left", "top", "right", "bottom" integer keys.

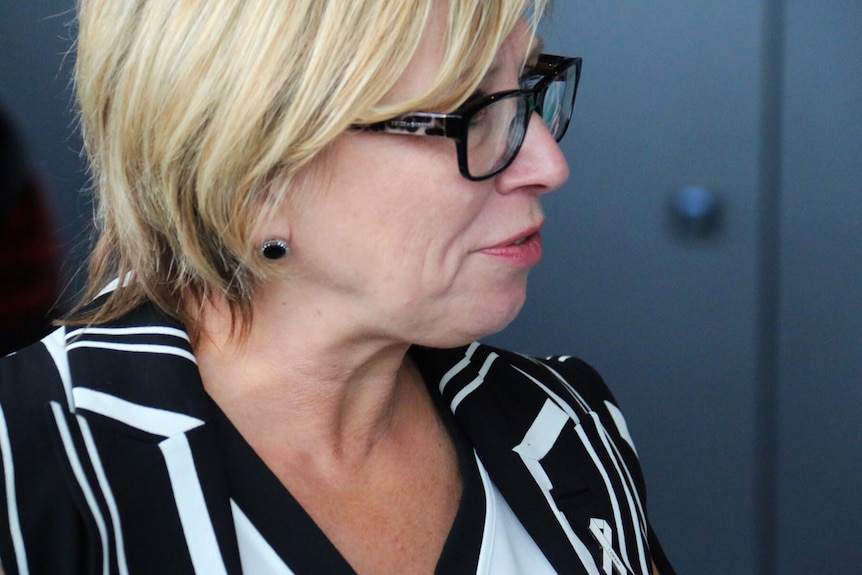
[{"left": 0, "top": 299, "right": 674, "bottom": 574}]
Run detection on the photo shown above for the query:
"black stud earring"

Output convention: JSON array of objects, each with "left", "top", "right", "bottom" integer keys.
[{"left": 261, "top": 239, "right": 290, "bottom": 260}]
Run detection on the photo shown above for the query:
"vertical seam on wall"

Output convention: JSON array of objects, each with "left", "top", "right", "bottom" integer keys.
[{"left": 756, "top": 0, "right": 785, "bottom": 573}]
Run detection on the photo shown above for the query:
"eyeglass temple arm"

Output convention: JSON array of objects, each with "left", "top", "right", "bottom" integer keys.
[{"left": 351, "top": 113, "right": 454, "bottom": 138}]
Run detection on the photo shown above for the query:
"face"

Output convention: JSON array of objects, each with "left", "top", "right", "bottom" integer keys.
[{"left": 259, "top": 9, "right": 570, "bottom": 348}]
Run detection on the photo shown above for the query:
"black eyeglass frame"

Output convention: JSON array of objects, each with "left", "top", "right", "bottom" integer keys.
[{"left": 352, "top": 54, "right": 582, "bottom": 181}]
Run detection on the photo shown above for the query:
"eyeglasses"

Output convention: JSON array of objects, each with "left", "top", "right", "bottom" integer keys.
[{"left": 352, "top": 54, "right": 582, "bottom": 181}]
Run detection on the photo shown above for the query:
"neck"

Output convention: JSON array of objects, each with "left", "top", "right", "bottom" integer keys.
[{"left": 192, "top": 289, "right": 423, "bottom": 472}]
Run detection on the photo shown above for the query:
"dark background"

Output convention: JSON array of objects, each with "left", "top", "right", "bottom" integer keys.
[
  {"left": 2, "top": 2, "right": 860, "bottom": 573},
  {"left": 0, "top": 3, "right": 89, "bottom": 306}
]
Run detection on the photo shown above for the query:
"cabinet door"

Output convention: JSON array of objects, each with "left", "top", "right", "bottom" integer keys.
[
  {"left": 489, "top": 2, "right": 764, "bottom": 573},
  {"left": 777, "top": 2, "right": 862, "bottom": 572}
]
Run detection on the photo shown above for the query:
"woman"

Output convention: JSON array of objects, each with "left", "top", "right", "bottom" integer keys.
[{"left": 0, "top": 1, "right": 674, "bottom": 574}]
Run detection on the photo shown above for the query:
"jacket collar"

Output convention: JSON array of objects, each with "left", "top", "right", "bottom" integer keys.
[
  {"left": 413, "top": 344, "right": 609, "bottom": 575},
  {"left": 60, "top": 302, "right": 605, "bottom": 574},
  {"left": 59, "top": 302, "right": 243, "bottom": 574}
]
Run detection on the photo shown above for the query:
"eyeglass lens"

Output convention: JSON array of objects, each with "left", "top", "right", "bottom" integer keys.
[
  {"left": 465, "top": 63, "right": 575, "bottom": 179},
  {"left": 542, "top": 67, "right": 576, "bottom": 140},
  {"left": 466, "top": 96, "right": 527, "bottom": 178}
]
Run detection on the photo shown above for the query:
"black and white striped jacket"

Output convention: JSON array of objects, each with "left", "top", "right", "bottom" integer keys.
[{"left": 0, "top": 301, "right": 673, "bottom": 574}]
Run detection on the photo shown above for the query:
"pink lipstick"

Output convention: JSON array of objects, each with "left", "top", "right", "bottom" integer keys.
[{"left": 480, "top": 229, "right": 543, "bottom": 267}]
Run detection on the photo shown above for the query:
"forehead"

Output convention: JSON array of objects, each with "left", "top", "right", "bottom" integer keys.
[
  {"left": 500, "top": 20, "right": 542, "bottom": 64},
  {"left": 483, "top": 24, "right": 543, "bottom": 84},
  {"left": 383, "top": 12, "right": 537, "bottom": 107}
]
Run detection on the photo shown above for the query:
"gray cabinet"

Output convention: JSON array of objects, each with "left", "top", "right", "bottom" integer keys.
[{"left": 490, "top": 1, "right": 861, "bottom": 573}]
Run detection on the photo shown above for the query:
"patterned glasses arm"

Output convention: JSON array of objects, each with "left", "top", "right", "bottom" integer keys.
[{"left": 354, "top": 113, "right": 456, "bottom": 138}]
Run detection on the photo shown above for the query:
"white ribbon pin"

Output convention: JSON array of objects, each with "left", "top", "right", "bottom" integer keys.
[{"left": 589, "top": 518, "right": 631, "bottom": 575}]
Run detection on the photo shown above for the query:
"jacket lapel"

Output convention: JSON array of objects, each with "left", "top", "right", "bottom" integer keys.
[
  {"left": 414, "top": 344, "right": 606, "bottom": 575},
  {"left": 53, "top": 305, "right": 243, "bottom": 575}
]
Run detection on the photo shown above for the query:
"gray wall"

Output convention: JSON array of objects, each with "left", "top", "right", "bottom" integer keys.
[
  {"left": 2, "top": 2, "right": 860, "bottom": 574},
  {"left": 777, "top": 1, "right": 862, "bottom": 572}
]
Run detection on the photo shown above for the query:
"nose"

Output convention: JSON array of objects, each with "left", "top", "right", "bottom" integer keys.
[{"left": 494, "top": 112, "right": 570, "bottom": 194}]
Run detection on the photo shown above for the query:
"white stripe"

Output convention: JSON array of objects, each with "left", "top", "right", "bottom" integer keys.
[
  {"left": 43, "top": 327, "right": 74, "bottom": 409},
  {"left": 587, "top": 414, "right": 648, "bottom": 574},
  {"left": 595, "top": 418, "right": 650, "bottom": 570},
  {"left": 66, "top": 341, "right": 197, "bottom": 365},
  {"left": 50, "top": 403, "right": 110, "bottom": 575},
  {"left": 438, "top": 342, "right": 481, "bottom": 393},
  {"left": 159, "top": 435, "right": 228, "bottom": 575},
  {"left": 513, "top": 399, "right": 570, "bottom": 463},
  {"left": 512, "top": 402, "right": 601, "bottom": 575},
  {"left": 72, "top": 388, "right": 204, "bottom": 437},
  {"left": 525, "top": 372, "right": 636, "bottom": 572},
  {"left": 0, "top": 403, "right": 29, "bottom": 575},
  {"left": 77, "top": 416, "right": 130, "bottom": 575},
  {"left": 450, "top": 352, "right": 498, "bottom": 412},
  {"left": 572, "top": 420, "right": 637, "bottom": 573},
  {"left": 66, "top": 326, "right": 190, "bottom": 342},
  {"left": 604, "top": 401, "right": 637, "bottom": 456},
  {"left": 231, "top": 500, "right": 297, "bottom": 575},
  {"left": 603, "top": 432, "right": 647, "bottom": 528}
]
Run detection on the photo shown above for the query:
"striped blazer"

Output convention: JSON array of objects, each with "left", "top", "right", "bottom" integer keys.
[{"left": 0, "top": 301, "right": 673, "bottom": 574}]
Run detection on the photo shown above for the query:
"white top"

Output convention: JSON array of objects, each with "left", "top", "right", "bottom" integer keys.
[{"left": 230, "top": 452, "right": 557, "bottom": 575}]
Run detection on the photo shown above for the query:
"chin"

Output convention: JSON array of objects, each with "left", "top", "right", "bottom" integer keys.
[
  {"left": 471, "top": 280, "right": 529, "bottom": 335},
  {"left": 481, "top": 301, "right": 525, "bottom": 339},
  {"left": 423, "top": 292, "right": 527, "bottom": 349}
]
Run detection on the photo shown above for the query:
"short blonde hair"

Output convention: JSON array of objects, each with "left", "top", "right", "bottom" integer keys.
[{"left": 73, "top": 0, "right": 549, "bottom": 337}]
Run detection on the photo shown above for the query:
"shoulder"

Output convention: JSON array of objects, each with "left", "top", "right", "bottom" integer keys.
[
  {"left": 416, "top": 343, "right": 661, "bottom": 572},
  {"left": 0, "top": 326, "right": 79, "bottom": 475},
  {"left": 0, "top": 329, "right": 91, "bottom": 571},
  {"left": 413, "top": 342, "right": 639, "bottom": 456},
  {"left": 414, "top": 342, "right": 619, "bottom": 414},
  {"left": 1, "top": 327, "right": 71, "bottom": 416},
  {"left": 0, "top": 303, "right": 204, "bottom": 572},
  {"left": 532, "top": 353, "right": 621, "bottom": 410}
]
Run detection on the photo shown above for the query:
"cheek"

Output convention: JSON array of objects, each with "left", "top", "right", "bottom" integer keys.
[
  {"left": 378, "top": 221, "right": 472, "bottom": 297},
  {"left": 293, "top": 132, "right": 504, "bottom": 301},
  {"left": 364, "top": 189, "right": 488, "bottom": 281}
]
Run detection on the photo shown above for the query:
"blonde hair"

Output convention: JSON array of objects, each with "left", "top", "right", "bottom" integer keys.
[{"left": 73, "top": 0, "right": 549, "bottom": 338}]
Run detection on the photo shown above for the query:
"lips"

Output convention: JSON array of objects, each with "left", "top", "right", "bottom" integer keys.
[
  {"left": 489, "top": 223, "right": 544, "bottom": 249},
  {"left": 480, "top": 224, "right": 544, "bottom": 267}
]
